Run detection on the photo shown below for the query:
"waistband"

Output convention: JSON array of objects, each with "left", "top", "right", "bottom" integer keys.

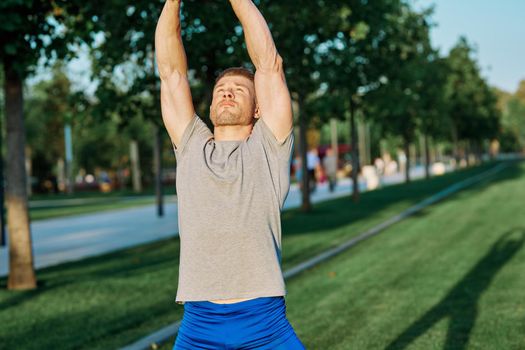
[{"left": 185, "top": 296, "right": 284, "bottom": 313}]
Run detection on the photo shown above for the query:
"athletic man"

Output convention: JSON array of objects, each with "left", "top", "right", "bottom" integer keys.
[{"left": 155, "top": 0, "right": 305, "bottom": 348}]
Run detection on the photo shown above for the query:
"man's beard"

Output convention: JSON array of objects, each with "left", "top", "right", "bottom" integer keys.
[
  {"left": 212, "top": 106, "right": 251, "bottom": 126},
  {"left": 214, "top": 110, "right": 241, "bottom": 126}
]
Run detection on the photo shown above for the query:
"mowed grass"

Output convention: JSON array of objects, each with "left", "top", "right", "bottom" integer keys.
[
  {"left": 29, "top": 197, "right": 159, "bottom": 221},
  {"left": 286, "top": 161, "right": 525, "bottom": 349},
  {"left": 29, "top": 186, "right": 177, "bottom": 221},
  {"left": 0, "top": 161, "right": 522, "bottom": 349}
]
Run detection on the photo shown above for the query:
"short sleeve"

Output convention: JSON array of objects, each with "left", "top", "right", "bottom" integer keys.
[
  {"left": 250, "top": 118, "right": 294, "bottom": 161},
  {"left": 249, "top": 119, "right": 294, "bottom": 208},
  {"left": 174, "top": 115, "right": 213, "bottom": 160}
]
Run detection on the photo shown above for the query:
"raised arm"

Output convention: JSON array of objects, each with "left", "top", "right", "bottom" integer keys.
[
  {"left": 229, "top": 0, "right": 293, "bottom": 142},
  {"left": 155, "top": 0, "right": 195, "bottom": 147}
]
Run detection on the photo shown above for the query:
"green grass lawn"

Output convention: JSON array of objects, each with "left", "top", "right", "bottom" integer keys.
[
  {"left": 29, "top": 186, "right": 177, "bottom": 201},
  {"left": 28, "top": 186, "right": 177, "bottom": 221},
  {"left": 29, "top": 197, "right": 159, "bottom": 221},
  {"left": 1, "top": 161, "right": 523, "bottom": 349},
  {"left": 285, "top": 161, "right": 525, "bottom": 349}
]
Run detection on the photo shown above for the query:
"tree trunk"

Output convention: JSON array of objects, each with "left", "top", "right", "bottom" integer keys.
[
  {"left": 4, "top": 60, "right": 36, "bottom": 290},
  {"left": 298, "top": 96, "right": 311, "bottom": 212},
  {"left": 358, "top": 118, "right": 367, "bottom": 166},
  {"left": 330, "top": 118, "right": 338, "bottom": 164},
  {"left": 153, "top": 126, "right": 164, "bottom": 217},
  {"left": 0, "top": 102, "right": 5, "bottom": 247},
  {"left": 452, "top": 123, "right": 460, "bottom": 166},
  {"left": 404, "top": 138, "right": 411, "bottom": 183},
  {"left": 64, "top": 124, "right": 74, "bottom": 194},
  {"left": 57, "top": 158, "right": 65, "bottom": 192},
  {"left": 465, "top": 140, "right": 471, "bottom": 167},
  {"left": 410, "top": 143, "right": 417, "bottom": 170},
  {"left": 130, "top": 139, "right": 142, "bottom": 192},
  {"left": 25, "top": 146, "right": 32, "bottom": 196},
  {"left": 350, "top": 100, "right": 360, "bottom": 202},
  {"left": 424, "top": 133, "right": 430, "bottom": 180}
]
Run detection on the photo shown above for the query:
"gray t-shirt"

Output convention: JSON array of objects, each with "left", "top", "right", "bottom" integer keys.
[{"left": 174, "top": 115, "right": 294, "bottom": 302}]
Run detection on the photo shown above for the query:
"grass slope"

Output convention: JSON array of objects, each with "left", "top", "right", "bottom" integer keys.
[{"left": 286, "top": 161, "right": 525, "bottom": 349}]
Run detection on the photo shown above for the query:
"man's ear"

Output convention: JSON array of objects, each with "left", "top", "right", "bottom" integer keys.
[{"left": 254, "top": 104, "right": 261, "bottom": 119}]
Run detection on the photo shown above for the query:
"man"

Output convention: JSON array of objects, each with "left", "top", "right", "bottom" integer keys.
[
  {"left": 323, "top": 147, "right": 338, "bottom": 192},
  {"left": 306, "top": 148, "right": 320, "bottom": 193},
  {"left": 155, "top": 0, "right": 305, "bottom": 349}
]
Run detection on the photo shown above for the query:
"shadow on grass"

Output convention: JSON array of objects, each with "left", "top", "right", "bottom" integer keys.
[
  {"left": 281, "top": 161, "right": 524, "bottom": 267},
  {"left": 0, "top": 297, "right": 177, "bottom": 350},
  {"left": 0, "top": 238, "right": 179, "bottom": 312},
  {"left": 385, "top": 227, "right": 525, "bottom": 350},
  {"left": 0, "top": 162, "right": 521, "bottom": 334}
]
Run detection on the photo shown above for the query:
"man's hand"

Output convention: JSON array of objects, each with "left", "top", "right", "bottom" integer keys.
[
  {"left": 155, "top": 0, "right": 195, "bottom": 147},
  {"left": 229, "top": 0, "right": 293, "bottom": 142}
]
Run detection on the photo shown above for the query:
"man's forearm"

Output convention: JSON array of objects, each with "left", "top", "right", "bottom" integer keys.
[
  {"left": 229, "top": 0, "right": 282, "bottom": 71},
  {"left": 155, "top": 0, "right": 188, "bottom": 79}
]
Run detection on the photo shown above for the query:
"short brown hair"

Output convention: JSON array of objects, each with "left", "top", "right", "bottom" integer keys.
[{"left": 215, "top": 67, "right": 254, "bottom": 85}]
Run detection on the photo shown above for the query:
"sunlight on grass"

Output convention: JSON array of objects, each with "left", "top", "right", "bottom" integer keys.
[{"left": 1, "top": 161, "right": 523, "bottom": 349}]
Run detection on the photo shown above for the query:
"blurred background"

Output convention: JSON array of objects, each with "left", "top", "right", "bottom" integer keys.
[{"left": 0, "top": 0, "right": 524, "bottom": 349}]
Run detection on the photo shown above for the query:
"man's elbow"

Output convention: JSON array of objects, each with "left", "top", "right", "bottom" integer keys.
[
  {"left": 155, "top": 53, "right": 180, "bottom": 82},
  {"left": 273, "top": 54, "right": 284, "bottom": 72},
  {"left": 157, "top": 64, "right": 175, "bottom": 82},
  {"left": 159, "top": 70, "right": 188, "bottom": 91},
  {"left": 258, "top": 53, "right": 284, "bottom": 73}
]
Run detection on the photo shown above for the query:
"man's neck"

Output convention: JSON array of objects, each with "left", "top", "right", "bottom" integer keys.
[{"left": 214, "top": 124, "right": 253, "bottom": 141}]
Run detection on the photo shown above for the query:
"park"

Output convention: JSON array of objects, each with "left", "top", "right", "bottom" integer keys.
[{"left": 1, "top": 0, "right": 524, "bottom": 349}]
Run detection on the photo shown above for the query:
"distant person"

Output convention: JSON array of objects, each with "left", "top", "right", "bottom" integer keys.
[
  {"left": 323, "top": 147, "right": 338, "bottom": 192},
  {"left": 374, "top": 157, "right": 385, "bottom": 177},
  {"left": 293, "top": 155, "right": 303, "bottom": 185},
  {"left": 306, "top": 148, "right": 320, "bottom": 193},
  {"left": 374, "top": 157, "right": 385, "bottom": 186},
  {"left": 398, "top": 151, "right": 407, "bottom": 175},
  {"left": 155, "top": 0, "right": 304, "bottom": 349}
]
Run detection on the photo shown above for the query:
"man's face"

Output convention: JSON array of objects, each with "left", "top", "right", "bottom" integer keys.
[{"left": 210, "top": 75, "right": 258, "bottom": 127}]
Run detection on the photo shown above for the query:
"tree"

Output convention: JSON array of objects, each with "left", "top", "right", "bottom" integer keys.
[
  {"left": 67, "top": 79, "right": 156, "bottom": 191},
  {"left": 515, "top": 80, "right": 525, "bottom": 102},
  {"left": 25, "top": 63, "right": 75, "bottom": 193},
  {"left": 317, "top": 0, "right": 404, "bottom": 199},
  {"left": 258, "top": 0, "right": 344, "bottom": 210},
  {"left": 77, "top": 0, "right": 251, "bottom": 214},
  {"left": 494, "top": 83, "right": 525, "bottom": 153},
  {"left": 81, "top": 0, "right": 342, "bottom": 212},
  {"left": 444, "top": 38, "right": 500, "bottom": 164},
  {"left": 366, "top": 4, "right": 434, "bottom": 183},
  {"left": 417, "top": 57, "right": 449, "bottom": 179},
  {"left": 0, "top": 65, "right": 5, "bottom": 247},
  {"left": 0, "top": 0, "right": 96, "bottom": 289}
]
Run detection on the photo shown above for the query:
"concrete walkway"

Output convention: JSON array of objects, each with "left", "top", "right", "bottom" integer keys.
[{"left": 0, "top": 165, "right": 442, "bottom": 277}]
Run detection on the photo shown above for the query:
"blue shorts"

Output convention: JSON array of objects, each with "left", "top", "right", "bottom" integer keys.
[{"left": 173, "top": 296, "right": 305, "bottom": 349}]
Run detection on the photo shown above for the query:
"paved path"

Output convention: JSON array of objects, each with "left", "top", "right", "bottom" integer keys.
[{"left": 0, "top": 165, "right": 444, "bottom": 277}]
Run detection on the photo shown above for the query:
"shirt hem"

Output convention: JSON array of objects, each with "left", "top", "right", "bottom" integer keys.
[{"left": 175, "top": 289, "right": 287, "bottom": 304}]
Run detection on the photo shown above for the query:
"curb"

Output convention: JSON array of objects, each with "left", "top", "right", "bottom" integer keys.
[
  {"left": 120, "top": 162, "right": 509, "bottom": 350},
  {"left": 120, "top": 322, "right": 181, "bottom": 350}
]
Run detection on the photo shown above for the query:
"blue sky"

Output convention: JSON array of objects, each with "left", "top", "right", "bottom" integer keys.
[{"left": 417, "top": 0, "right": 525, "bottom": 92}]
